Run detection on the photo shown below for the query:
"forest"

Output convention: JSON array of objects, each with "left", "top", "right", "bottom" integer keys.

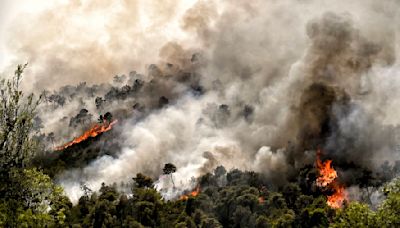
[{"left": 0, "top": 65, "right": 399, "bottom": 228}]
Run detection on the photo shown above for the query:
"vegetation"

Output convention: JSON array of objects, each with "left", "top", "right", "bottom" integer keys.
[
  {"left": 0, "top": 66, "right": 399, "bottom": 227},
  {"left": 0, "top": 65, "right": 68, "bottom": 227}
]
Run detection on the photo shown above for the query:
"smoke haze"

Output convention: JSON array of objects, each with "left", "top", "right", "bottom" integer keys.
[{"left": 2, "top": 0, "right": 400, "bottom": 202}]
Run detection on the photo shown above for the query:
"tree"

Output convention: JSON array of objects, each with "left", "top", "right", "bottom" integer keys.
[
  {"left": 133, "top": 173, "right": 154, "bottom": 188},
  {"left": 163, "top": 163, "right": 177, "bottom": 188},
  {"left": 78, "top": 183, "right": 120, "bottom": 227},
  {"left": 47, "top": 132, "right": 55, "bottom": 148},
  {"left": 132, "top": 188, "right": 163, "bottom": 227},
  {"left": 2, "top": 169, "right": 71, "bottom": 227},
  {"left": 214, "top": 165, "right": 227, "bottom": 177},
  {"left": 282, "top": 183, "right": 302, "bottom": 209},
  {"left": 95, "top": 96, "right": 105, "bottom": 109},
  {"left": 69, "top": 109, "right": 92, "bottom": 127},
  {"left": 104, "top": 112, "right": 113, "bottom": 123},
  {"left": 0, "top": 64, "right": 43, "bottom": 226},
  {"left": 48, "top": 94, "right": 66, "bottom": 107},
  {"left": 232, "top": 206, "right": 256, "bottom": 227},
  {"left": 80, "top": 182, "right": 93, "bottom": 197},
  {"left": 98, "top": 112, "right": 113, "bottom": 125},
  {"left": 375, "top": 193, "right": 400, "bottom": 227},
  {"left": 375, "top": 178, "right": 400, "bottom": 227},
  {"left": 200, "top": 217, "right": 223, "bottom": 228},
  {"left": 331, "top": 202, "right": 375, "bottom": 228},
  {"left": 0, "top": 64, "right": 41, "bottom": 171}
]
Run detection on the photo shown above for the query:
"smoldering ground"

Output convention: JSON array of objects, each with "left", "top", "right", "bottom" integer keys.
[{"left": 2, "top": 0, "right": 400, "bottom": 202}]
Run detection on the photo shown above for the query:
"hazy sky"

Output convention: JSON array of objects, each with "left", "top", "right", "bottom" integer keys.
[
  {"left": 0, "top": 0, "right": 56, "bottom": 70},
  {"left": 1, "top": 0, "right": 398, "bottom": 91},
  {"left": 0, "top": 0, "right": 198, "bottom": 88},
  {"left": 0, "top": 0, "right": 16, "bottom": 69}
]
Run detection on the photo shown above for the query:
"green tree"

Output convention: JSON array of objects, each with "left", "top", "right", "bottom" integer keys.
[
  {"left": 295, "top": 196, "right": 329, "bottom": 228},
  {"left": 331, "top": 202, "right": 375, "bottom": 228},
  {"left": 133, "top": 173, "right": 154, "bottom": 188},
  {"left": 3, "top": 169, "right": 71, "bottom": 227},
  {"left": 133, "top": 188, "right": 163, "bottom": 227},
  {"left": 0, "top": 64, "right": 41, "bottom": 171},
  {"left": 375, "top": 178, "right": 400, "bottom": 227},
  {"left": 0, "top": 65, "right": 58, "bottom": 227},
  {"left": 200, "top": 217, "right": 223, "bottom": 228}
]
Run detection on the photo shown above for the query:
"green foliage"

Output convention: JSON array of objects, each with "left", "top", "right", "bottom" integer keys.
[
  {"left": 0, "top": 169, "right": 71, "bottom": 227},
  {"left": 331, "top": 202, "right": 375, "bottom": 228},
  {"left": 1, "top": 165, "right": 399, "bottom": 228},
  {"left": 0, "top": 64, "right": 41, "bottom": 171},
  {"left": 0, "top": 65, "right": 43, "bottom": 211},
  {"left": 0, "top": 65, "right": 70, "bottom": 227},
  {"left": 331, "top": 178, "right": 400, "bottom": 228},
  {"left": 382, "top": 177, "right": 400, "bottom": 196},
  {"left": 133, "top": 173, "right": 154, "bottom": 188},
  {"left": 20, "top": 169, "right": 63, "bottom": 212},
  {"left": 375, "top": 178, "right": 400, "bottom": 227},
  {"left": 201, "top": 218, "right": 223, "bottom": 228},
  {"left": 375, "top": 193, "right": 400, "bottom": 227},
  {"left": 16, "top": 208, "right": 52, "bottom": 228}
]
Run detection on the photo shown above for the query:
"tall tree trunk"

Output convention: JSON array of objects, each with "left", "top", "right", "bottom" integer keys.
[{"left": 170, "top": 174, "right": 175, "bottom": 188}]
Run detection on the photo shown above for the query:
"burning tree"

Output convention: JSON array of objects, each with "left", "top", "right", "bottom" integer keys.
[
  {"left": 315, "top": 150, "right": 348, "bottom": 209},
  {"left": 179, "top": 186, "right": 200, "bottom": 201},
  {"left": 55, "top": 114, "right": 118, "bottom": 151}
]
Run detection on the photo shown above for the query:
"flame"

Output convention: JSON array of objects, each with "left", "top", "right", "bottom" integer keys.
[
  {"left": 327, "top": 183, "right": 347, "bottom": 209},
  {"left": 54, "top": 120, "right": 118, "bottom": 151},
  {"left": 180, "top": 186, "right": 200, "bottom": 201},
  {"left": 316, "top": 152, "right": 338, "bottom": 187},
  {"left": 258, "top": 196, "right": 265, "bottom": 204},
  {"left": 315, "top": 149, "right": 348, "bottom": 209}
]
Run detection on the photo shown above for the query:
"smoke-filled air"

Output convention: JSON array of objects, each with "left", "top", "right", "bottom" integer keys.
[{"left": 1, "top": 0, "right": 400, "bottom": 227}]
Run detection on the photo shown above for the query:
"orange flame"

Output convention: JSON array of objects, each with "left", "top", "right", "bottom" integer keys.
[
  {"left": 327, "top": 183, "right": 347, "bottom": 209},
  {"left": 316, "top": 152, "right": 338, "bottom": 187},
  {"left": 54, "top": 120, "right": 118, "bottom": 151},
  {"left": 180, "top": 186, "right": 200, "bottom": 201},
  {"left": 315, "top": 150, "right": 347, "bottom": 209},
  {"left": 258, "top": 196, "right": 265, "bottom": 204}
]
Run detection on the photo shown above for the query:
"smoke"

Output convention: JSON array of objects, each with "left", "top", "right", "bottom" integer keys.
[
  {"left": 3, "top": 0, "right": 400, "bottom": 202},
  {"left": 2, "top": 0, "right": 200, "bottom": 90}
]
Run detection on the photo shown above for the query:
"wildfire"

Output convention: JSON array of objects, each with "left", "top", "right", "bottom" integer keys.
[
  {"left": 315, "top": 150, "right": 347, "bottom": 209},
  {"left": 327, "top": 183, "right": 347, "bottom": 209},
  {"left": 54, "top": 120, "right": 118, "bottom": 151},
  {"left": 316, "top": 153, "right": 338, "bottom": 187},
  {"left": 180, "top": 186, "right": 200, "bottom": 201}
]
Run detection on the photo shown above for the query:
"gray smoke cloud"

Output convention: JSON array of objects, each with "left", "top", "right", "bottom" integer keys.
[{"left": 3, "top": 0, "right": 400, "bottom": 202}]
